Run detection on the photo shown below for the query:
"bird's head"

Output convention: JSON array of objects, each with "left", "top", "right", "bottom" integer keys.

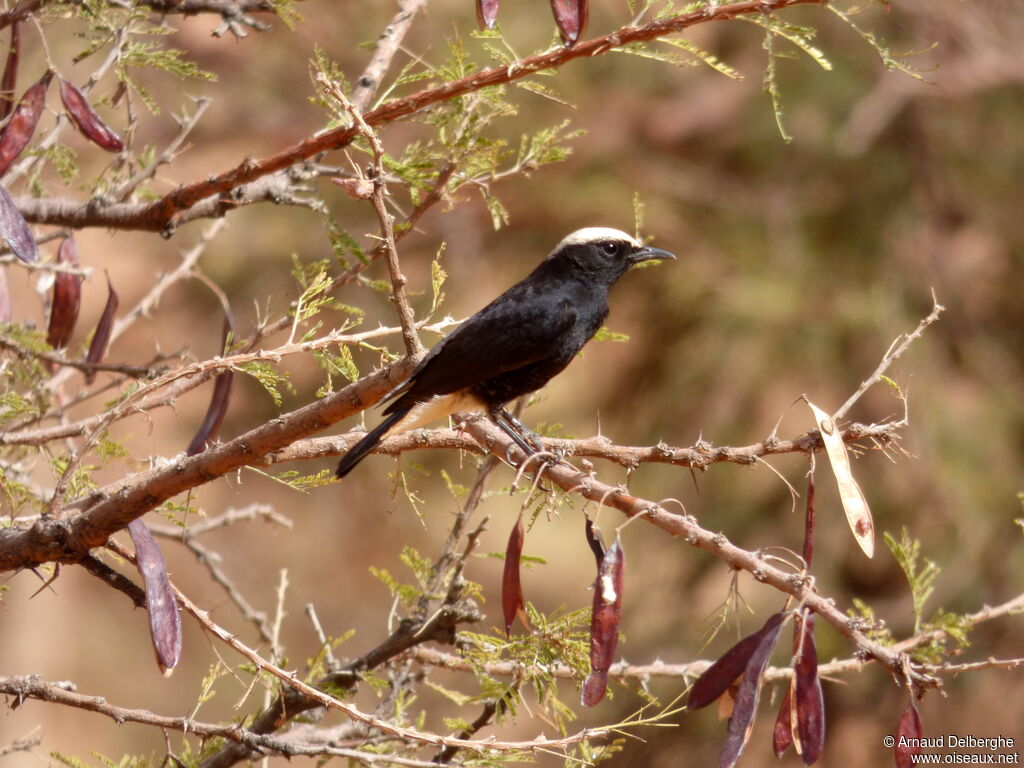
[{"left": 547, "top": 227, "right": 676, "bottom": 283}]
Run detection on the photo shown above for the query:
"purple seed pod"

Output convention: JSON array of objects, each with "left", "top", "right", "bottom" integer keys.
[
  {"left": 127, "top": 519, "right": 182, "bottom": 675},
  {"left": 59, "top": 78, "right": 124, "bottom": 152},
  {"left": 0, "top": 70, "right": 52, "bottom": 176},
  {"left": 581, "top": 537, "right": 624, "bottom": 707},
  {"left": 46, "top": 238, "right": 81, "bottom": 350}
]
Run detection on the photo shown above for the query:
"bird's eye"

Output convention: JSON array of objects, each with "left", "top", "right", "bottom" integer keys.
[{"left": 600, "top": 241, "right": 620, "bottom": 256}]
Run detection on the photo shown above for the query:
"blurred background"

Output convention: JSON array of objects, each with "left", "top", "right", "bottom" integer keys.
[{"left": 1, "top": 0, "right": 1022, "bottom": 765}]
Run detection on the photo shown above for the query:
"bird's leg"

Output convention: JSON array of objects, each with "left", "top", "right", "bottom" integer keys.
[
  {"left": 498, "top": 407, "right": 545, "bottom": 452},
  {"left": 488, "top": 405, "right": 539, "bottom": 463}
]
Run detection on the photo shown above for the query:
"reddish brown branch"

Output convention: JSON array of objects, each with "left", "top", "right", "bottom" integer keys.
[
  {"left": 269, "top": 421, "right": 899, "bottom": 468},
  {"left": 459, "top": 417, "right": 935, "bottom": 688},
  {"left": 18, "top": 0, "right": 822, "bottom": 233},
  {"left": 0, "top": 355, "right": 418, "bottom": 571}
]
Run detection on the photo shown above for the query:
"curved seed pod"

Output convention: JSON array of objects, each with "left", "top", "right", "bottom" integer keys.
[
  {"left": 584, "top": 516, "right": 605, "bottom": 563},
  {"left": 688, "top": 612, "right": 785, "bottom": 710},
  {"left": 581, "top": 537, "right": 624, "bottom": 707},
  {"left": 0, "top": 70, "right": 52, "bottom": 177},
  {"left": 719, "top": 613, "right": 786, "bottom": 768},
  {"left": 895, "top": 697, "right": 923, "bottom": 768},
  {"left": 792, "top": 614, "right": 825, "bottom": 765},
  {"left": 773, "top": 688, "right": 794, "bottom": 757},
  {"left": 127, "top": 519, "right": 182, "bottom": 675},
  {"left": 501, "top": 512, "right": 526, "bottom": 635},
  {"left": 85, "top": 273, "right": 119, "bottom": 383},
  {"left": 0, "top": 183, "right": 36, "bottom": 263},
  {"left": 46, "top": 238, "right": 82, "bottom": 350},
  {"left": 59, "top": 78, "right": 124, "bottom": 153},
  {"left": 186, "top": 311, "right": 236, "bottom": 455},
  {"left": 476, "top": 0, "right": 499, "bottom": 29},
  {"left": 803, "top": 470, "right": 815, "bottom": 566},
  {"left": 1, "top": 22, "right": 20, "bottom": 122},
  {"left": 550, "top": 0, "right": 588, "bottom": 44}
]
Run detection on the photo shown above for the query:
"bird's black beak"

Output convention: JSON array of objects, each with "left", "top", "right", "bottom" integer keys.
[{"left": 628, "top": 246, "right": 677, "bottom": 265}]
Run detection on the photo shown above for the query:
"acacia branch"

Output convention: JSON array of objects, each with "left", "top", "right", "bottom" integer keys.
[
  {"left": 16, "top": 0, "right": 823, "bottom": 233},
  {"left": 461, "top": 417, "right": 935, "bottom": 688},
  {"left": 328, "top": 78, "right": 424, "bottom": 356},
  {"left": 0, "top": 675, "right": 454, "bottom": 766},
  {"left": 0, "top": 353, "right": 419, "bottom": 571},
  {"left": 268, "top": 421, "right": 901, "bottom": 468},
  {"left": 349, "top": 0, "right": 428, "bottom": 112}
]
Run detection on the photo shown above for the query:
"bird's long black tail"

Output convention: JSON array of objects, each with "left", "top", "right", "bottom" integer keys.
[{"left": 336, "top": 409, "right": 407, "bottom": 478}]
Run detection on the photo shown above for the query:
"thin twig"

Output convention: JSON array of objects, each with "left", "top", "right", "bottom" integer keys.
[
  {"left": 17, "top": 0, "right": 826, "bottom": 233},
  {"left": 326, "top": 77, "right": 423, "bottom": 356},
  {"left": 833, "top": 293, "right": 945, "bottom": 420}
]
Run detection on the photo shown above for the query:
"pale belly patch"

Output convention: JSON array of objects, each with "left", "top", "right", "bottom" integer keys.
[{"left": 390, "top": 391, "right": 488, "bottom": 434}]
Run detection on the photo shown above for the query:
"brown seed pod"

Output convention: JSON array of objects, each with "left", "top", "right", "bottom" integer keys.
[
  {"left": 792, "top": 614, "right": 825, "bottom": 764},
  {"left": 186, "top": 313, "right": 236, "bottom": 455},
  {"left": 0, "top": 183, "right": 37, "bottom": 263},
  {"left": 127, "top": 519, "right": 182, "bottom": 676},
  {"left": 46, "top": 237, "right": 82, "bottom": 350},
  {"left": 895, "top": 697, "right": 923, "bottom": 768},
  {"left": 0, "top": 70, "right": 52, "bottom": 177},
  {"left": 688, "top": 612, "right": 785, "bottom": 710},
  {"left": 476, "top": 0, "right": 499, "bottom": 29},
  {"left": 1, "top": 22, "right": 20, "bottom": 123},
  {"left": 85, "top": 273, "right": 119, "bottom": 383},
  {"left": 550, "top": 0, "right": 588, "bottom": 44},
  {"left": 60, "top": 78, "right": 124, "bottom": 153},
  {"left": 773, "top": 688, "right": 794, "bottom": 758},
  {"left": 719, "top": 613, "right": 786, "bottom": 768},
  {"left": 581, "top": 537, "right": 624, "bottom": 707},
  {"left": 501, "top": 512, "right": 526, "bottom": 635}
]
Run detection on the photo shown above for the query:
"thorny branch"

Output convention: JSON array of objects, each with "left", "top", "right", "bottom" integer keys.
[
  {"left": 327, "top": 77, "right": 424, "bottom": 357},
  {"left": 268, "top": 420, "right": 902, "bottom": 469},
  {"left": 15, "top": 0, "right": 826, "bottom": 234},
  {"left": 407, "top": 591, "right": 1024, "bottom": 685}
]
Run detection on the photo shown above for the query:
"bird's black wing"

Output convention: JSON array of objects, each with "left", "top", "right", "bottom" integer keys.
[{"left": 383, "top": 283, "right": 578, "bottom": 414}]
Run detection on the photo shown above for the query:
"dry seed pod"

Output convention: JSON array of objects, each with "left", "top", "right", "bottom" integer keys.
[
  {"left": 0, "top": 70, "right": 52, "bottom": 176},
  {"left": 46, "top": 237, "right": 82, "bottom": 350},
  {"left": 550, "top": 0, "right": 588, "bottom": 43},
  {"left": 773, "top": 688, "right": 794, "bottom": 757},
  {"left": 186, "top": 313, "right": 236, "bottom": 455},
  {"left": 688, "top": 612, "right": 786, "bottom": 710},
  {"left": 60, "top": 78, "right": 124, "bottom": 152},
  {"left": 1, "top": 22, "right": 20, "bottom": 123},
  {"left": 501, "top": 513, "right": 526, "bottom": 635},
  {"left": 581, "top": 537, "right": 624, "bottom": 707},
  {"left": 792, "top": 615, "right": 825, "bottom": 764},
  {"left": 0, "top": 183, "right": 37, "bottom": 263},
  {"left": 584, "top": 517, "right": 605, "bottom": 562},
  {"left": 719, "top": 613, "right": 786, "bottom": 768},
  {"left": 895, "top": 698, "right": 923, "bottom": 768},
  {"left": 127, "top": 519, "right": 182, "bottom": 675},
  {"left": 85, "top": 273, "right": 119, "bottom": 383},
  {"left": 476, "top": 0, "right": 499, "bottom": 29}
]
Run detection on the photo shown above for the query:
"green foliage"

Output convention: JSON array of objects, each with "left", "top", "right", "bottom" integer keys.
[
  {"left": 314, "top": 345, "right": 360, "bottom": 396},
  {"left": 325, "top": 218, "right": 367, "bottom": 268},
  {"left": 884, "top": 527, "right": 940, "bottom": 634},
  {"left": 371, "top": 545, "right": 437, "bottom": 608},
  {"left": 237, "top": 360, "right": 292, "bottom": 406},
  {"left": 273, "top": 468, "right": 334, "bottom": 492},
  {"left": 847, "top": 597, "right": 894, "bottom": 646},
  {"left": 593, "top": 327, "right": 630, "bottom": 343}
]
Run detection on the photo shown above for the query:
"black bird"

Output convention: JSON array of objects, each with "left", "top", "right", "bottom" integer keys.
[{"left": 336, "top": 227, "right": 675, "bottom": 478}]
